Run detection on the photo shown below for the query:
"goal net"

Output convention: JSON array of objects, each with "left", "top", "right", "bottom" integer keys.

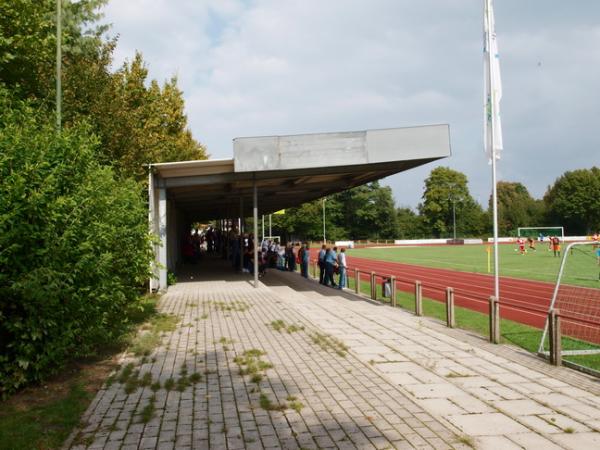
[
  {"left": 518, "top": 226, "right": 564, "bottom": 240},
  {"left": 538, "top": 241, "right": 600, "bottom": 363}
]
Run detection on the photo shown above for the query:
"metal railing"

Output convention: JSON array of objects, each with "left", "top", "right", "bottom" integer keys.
[{"left": 305, "top": 258, "right": 600, "bottom": 373}]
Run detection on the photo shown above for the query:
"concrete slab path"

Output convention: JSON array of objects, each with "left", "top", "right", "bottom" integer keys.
[{"left": 65, "top": 263, "right": 600, "bottom": 450}]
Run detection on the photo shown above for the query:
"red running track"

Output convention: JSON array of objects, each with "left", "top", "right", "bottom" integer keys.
[{"left": 346, "top": 256, "right": 555, "bottom": 329}]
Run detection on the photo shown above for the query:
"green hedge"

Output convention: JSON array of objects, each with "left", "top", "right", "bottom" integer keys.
[{"left": 0, "top": 90, "right": 153, "bottom": 397}]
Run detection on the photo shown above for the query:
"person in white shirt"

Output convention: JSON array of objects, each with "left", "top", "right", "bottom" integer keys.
[{"left": 337, "top": 248, "right": 347, "bottom": 289}]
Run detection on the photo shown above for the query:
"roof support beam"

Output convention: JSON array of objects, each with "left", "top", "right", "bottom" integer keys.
[{"left": 253, "top": 179, "right": 259, "bottom": 288}]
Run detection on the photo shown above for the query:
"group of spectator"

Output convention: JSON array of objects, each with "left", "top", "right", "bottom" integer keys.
[
  {"left": 182, "top": 227, "right": 225, "bottom": 263},
  {"left": 186, "top": 227, "right": 351, "bottom": 287},
  {"left": 317, "top": 245, "right": 347, "bottom": 289},
  {"left": 260, "top": 239, "right": 304, "bottom": 273}
]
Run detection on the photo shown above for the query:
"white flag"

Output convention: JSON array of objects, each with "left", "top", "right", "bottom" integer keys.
[{"left": 484, "top": 0, "right": 503, "bottom": 161}]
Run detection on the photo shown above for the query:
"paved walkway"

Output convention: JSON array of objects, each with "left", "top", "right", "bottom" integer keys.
[{"left": 66, "top": 261, "right": 600, "bottom": 449}]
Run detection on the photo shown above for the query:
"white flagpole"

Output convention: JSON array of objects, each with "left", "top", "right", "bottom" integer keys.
[{"left": 485, "top": 0, "right": 500, "bottom": 301}]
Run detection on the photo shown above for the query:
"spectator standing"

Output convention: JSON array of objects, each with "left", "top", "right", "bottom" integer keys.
[
  {"left": 318, "top": 244, "right": 327, "bottom": 284},
  {"left": 337, "top": 248, "right": 347, "bottom": 289},
  {"left": 301, "top": 242, "right": 310, "bottom": 278},
  {"left": 285, "top": 243, "right": 293, "bottom": 271},
  {"left": 324, "top": 247, "right": 338, "bottom": 287}
]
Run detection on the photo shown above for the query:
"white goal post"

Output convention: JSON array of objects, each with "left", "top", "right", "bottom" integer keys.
[
  {"left": 518, "top": 226, "right": 564, "bottom": 240},
  {"left": 538, "top": 241, "right": 600, "bottom": 357}
]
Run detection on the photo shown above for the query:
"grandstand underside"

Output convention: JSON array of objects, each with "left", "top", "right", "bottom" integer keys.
[{"left": 149, "top": 125, "right": 451, "bottom": 291}]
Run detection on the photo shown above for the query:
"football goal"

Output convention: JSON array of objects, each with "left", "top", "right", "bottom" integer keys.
[
  {"left": 517, "top": 226, "right": 564, "bottom": 240},
  {"left": 538, "top": 241, "right": 600, "bottom": 365}
]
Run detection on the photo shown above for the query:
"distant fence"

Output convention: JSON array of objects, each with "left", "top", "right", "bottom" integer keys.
[{"left": 309, "top": 237, "right": 592, "bottom": 247}]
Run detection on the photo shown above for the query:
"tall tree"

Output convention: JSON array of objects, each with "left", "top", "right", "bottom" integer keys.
[
  {"left": 492, "top": 181, "right": 545, "bottom": 235},
  {"left": 0, "top": 0, "right": 108, "bottom": 101},
  {"left": 396, "top": 207, "right": 425, "bottom": 239},
  {"left": 419, "top": 167, "right": 484, "bottom": 238},
  {"left": 65, "top": 52, "right": 208, "bottom": 179},
  {"left": 544, "top": 167, "right": 600, "bottom": 234},
  {"left": 332, "top": 182, "right": 397, "bottom": 240},
  {"left": 1, "top": 1, "right": 207, "bottom": 179}
]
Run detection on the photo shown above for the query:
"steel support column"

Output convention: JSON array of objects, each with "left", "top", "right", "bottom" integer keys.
[{"left": 253, "top": 181, "right": 259, "bottom": 288}]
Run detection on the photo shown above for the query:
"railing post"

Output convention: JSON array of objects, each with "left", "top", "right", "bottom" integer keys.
[
  {"left": 354, "top": 269, "right": 360, "bottom": 294},
  {"left": 390, "top": 276, "right": 396, "bottom": 308},
  {"left": 489, "top": 296, "right": 500, "bottom": 344},
  {"left": 549, "top": 309, "right": 562, "bottom": 366},
  {"left": 415, "top": 281, "right": 423, "bottom": 316},
  {"left": 446, "top": 287, "right": 455, "bottom": 328},
  {"left": 370, "top": 272, "right": 376, "bottom": 300}
]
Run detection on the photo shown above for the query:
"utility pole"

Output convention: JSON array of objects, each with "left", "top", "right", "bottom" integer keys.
[
  {"left": 56, "top": 0, "right": 62, "bottom": 130},
  {"left": 452, "top": 200, "right": 457, "bottom": 241},
  {"left": 322, "top": 198, "right": 327, "bottom": 244}
]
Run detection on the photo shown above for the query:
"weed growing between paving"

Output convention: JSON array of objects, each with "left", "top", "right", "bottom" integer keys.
[
  {"left": 204, "top": 300, "right": 251, "bottom": 312},
  {"left": 139, "top": 395, "right": 156, "bottom": 423},
  {"left": 233, "top": 349, "right": 305, "bottom": 414},
  {"left": 130, "top": 313, "right": 179, "bottom": 356},
  {"left": 286, "top": 395, "right": 304, "bottom": 413},
  {"left": 113, "top": 363, "right": 203, "bottom": 397},
  {"left": 456, "top": 434, "right": 475, "bottom": 448},
  {"left": 268, "top": 319, "right": 306, "bottom": 333},
  {"left": 309, "top": 332, "right": 349, "bottom": 357},
  {"left": 259, "top": 393, "right": 287, "bottom": 412}
]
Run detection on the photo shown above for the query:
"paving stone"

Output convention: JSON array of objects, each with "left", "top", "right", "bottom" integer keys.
[
  {"left": 449, "top": 395, "right": 495, "bottom": 414},
  {"left": 507, "top": 432, "right": 564, "bottom": 449},
  {"left": 64, "top": 265, "right": 600, "bottom": 449},
  {"left": 446, "top": 413, "right": 530, "bottom": 436},
  {"left": 492, "top": 399, "right": 554, "bottom": 416},
  {"left": 475, "top": 435, "right": 522, "bottom": 449},
  {"left": 403, "top": 383, "right": 465, "bottom": 399},
  {"left": 419, "top": 398, "right": 465, "bottom": 416},
  {"left": 552, "top": 431, "right": 600, "bottom": 449},
  {"left": 537, "top": 413, "right": 591, "bottom": 432}
]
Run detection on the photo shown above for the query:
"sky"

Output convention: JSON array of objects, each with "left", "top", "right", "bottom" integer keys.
[{"left": 103, "top": 0, "right": 600, "bottom": 209}]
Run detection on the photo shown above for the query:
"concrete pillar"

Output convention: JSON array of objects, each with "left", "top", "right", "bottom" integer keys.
[
  {"left": 239, "top": 196, "right": 244, "bottom": 271},
  {"left": 148, "top": 169, "right": 157, "bottom": 292},
  {"left": 158, "top": 186, "right": 168, "bottom": 291}
]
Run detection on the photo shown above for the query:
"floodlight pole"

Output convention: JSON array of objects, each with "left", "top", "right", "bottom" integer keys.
[
  {"left": 322, "top": 198, "right": 327, "bottom": 244},
  {"left": 452, "top": 200, "right": 457, "bottom": 241},
  {"left": 56, "top": 0, "right": 62, "bottom": 130}
]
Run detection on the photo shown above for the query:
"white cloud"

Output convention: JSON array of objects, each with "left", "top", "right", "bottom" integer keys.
[{"left": 104, "top": 0, "right": 600, "bottom": 208}]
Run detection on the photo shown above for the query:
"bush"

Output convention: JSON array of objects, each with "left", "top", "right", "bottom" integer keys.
[{"left": 0, "top": 90, "right": 153, "bottom": 397}]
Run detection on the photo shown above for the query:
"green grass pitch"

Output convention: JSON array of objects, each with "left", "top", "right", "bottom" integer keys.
[{"left": 347, "top": 243, "right": 599, "bottom": 288}]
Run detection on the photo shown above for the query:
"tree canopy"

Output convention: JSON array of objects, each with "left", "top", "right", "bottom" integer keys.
[
  {"left": 0, "top": 0, "right": 207, "bottom": 179},
  {"left": 0, "top": 0, "right": 207, "bottom": 396},
  {"left": 419, "top": 167, "right": 485, "bottom": 238},
  {"left": 492, "top": 181, "right": 544, "bottom": 235},
  {"left": 544, "top": 167, "right": 600, "bottom": 234}
]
